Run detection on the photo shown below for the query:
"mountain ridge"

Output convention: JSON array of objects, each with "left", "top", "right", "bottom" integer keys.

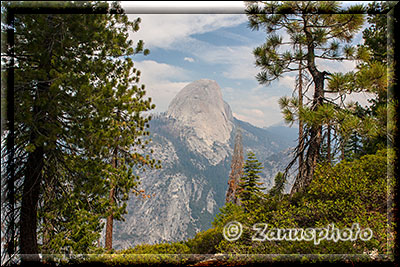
[{"left": 111, "top": 79, "right": 296, "bottom": 249}]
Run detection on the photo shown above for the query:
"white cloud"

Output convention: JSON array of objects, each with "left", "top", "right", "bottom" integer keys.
[
  {"left": 134, "top": 60, "right": 190, "bottom": 112},
  {"left": 232, "top": 112, "right": 267, "bottom": 128},
  {"left": 136, "top": 60, "right": 188, "bottom": 80},
  {"left": 276, "top": 75, "right": 297, "bottom": 92},
  {"left": 184, "top": 57, "right": 195, "bottom": 63},
  {"left": 316, "top": 58, "right": 357, "bottom": 74},
  {"left": 227, "top": 85, "right": 283, "bottom": 127},
  {"left": 128, "top": 14, "right": 260, "bottom": 83},
  {"left": 127, "top": 14, "right": 248, "bottom": 50},
  {"left": 190, "top": 44, "right": 259, "bottom": 81},
  {"left": 345, "top": 91, "right": 375, "bottom": 107},
  {"left": 121, "top": 1, "right": 246, "bottom": 10}
]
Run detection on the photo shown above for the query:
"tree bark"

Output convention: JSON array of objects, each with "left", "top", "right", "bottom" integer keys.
[
  {"left": 298, "top": 49, "right": 304, "bottom": 176},
  {"left": 105, "top": 147, "right": 118, "bottom": 251},
  {"left": 290, "top": 32, "right": 324, "bottom": 195},
  {"left": 19, "top": 79, "right": 49, "bottom": 262},
  {"left": 20, "top": 139, "right": 44, "bottom": 262},
  {"left": 105, "top": 187, "right": 115, "bottom": 251},
  {"left": 327, "top": 124, "right": 331, "bottom": 163}
]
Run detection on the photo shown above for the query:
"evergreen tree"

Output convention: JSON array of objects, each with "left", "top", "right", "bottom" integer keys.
[
  {"left": 238, "top": 152, "right": 265, "bottom": 212},
  {"left": 359, "top": 1, "right": 395, "bottom": 151},
  {"left": 245, "top": 1, "right": 365, "bottom": 195},
  {"left": 269, "top": 172, "right": 286, "bottom": 198},
  {"left": 1, "top": 1, "right": 158, "bottom": 261},
  {"left": 343, "top": 131, "right": 363, "bottom": 160},
  {"left": 327, "top": 1, "right": 396, "bottom": 157}
]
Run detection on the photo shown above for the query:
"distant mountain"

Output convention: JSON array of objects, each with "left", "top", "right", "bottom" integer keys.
[
  {"left": 264, "top": 124, "right": 299, "bottom": 146},
  {"left": 111, "top": 79, "right": 296, "bottom": 249}
]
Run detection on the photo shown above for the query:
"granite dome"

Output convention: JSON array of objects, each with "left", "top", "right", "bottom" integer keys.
[{"left": 167, "top": 79, "right": 234, "bottom": 148}]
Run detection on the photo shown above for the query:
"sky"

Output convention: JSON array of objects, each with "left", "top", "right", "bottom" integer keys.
[{"left": 121, "top": 1, "right": 373, "bottom": 128}]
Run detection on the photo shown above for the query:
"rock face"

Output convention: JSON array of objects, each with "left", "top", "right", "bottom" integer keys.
[
  {"left": 167, "top": 79, "right": 233, "bottom": 146},
  {"left": 167, "top": 79, "right": 234, "bottom": 165},
  {"left": 111, "top": 79, "right": 296, "bottom": 249}
]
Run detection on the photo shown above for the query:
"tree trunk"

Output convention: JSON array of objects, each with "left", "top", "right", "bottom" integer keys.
[
  {"left": 290, "top": 29, "right": 325, "bottom": 195},
  {"left": 105, "top": 187, "right": 115, "bottom": 251},
  {"left": 327, "top": 124, "right": 331, "bottom": 163},
  {"left": 42, "top": 172, "right": 56, "bottom": 254},
  {"left": 20, "top": 16, "right": 56, "bottom": 261},
  {"left": 20, "top": 142, "right": 44, "bottom": 262},
  {"left": 19, "top": 80, "right": 50, "bottom": 262},
  {"left": 291, "top": 124, "right": 322, "bottom": 194},
  {"left": 5, "top": 10, "right": 16, "bottom": 260},
  {"left": 298, "top": 52, "right": 304, "bottom": 174},
  {"left": 105, "top": 148, "right": 118, "bottom": 251}
]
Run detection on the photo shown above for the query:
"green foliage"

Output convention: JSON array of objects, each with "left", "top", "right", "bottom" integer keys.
[
  {"left": 247, "top": 1, "right": 367, "bottom": 195},
  {"left": 363, "top": 1, "right": 394, "bottom": 63},
  {"left": 269, "top": 172, "right": 286, "bottom": 198},
  {"left": 326, "top": 1, "right": 393, "bottom": 157},
  {"left": 87, "top": 148, "right": 393, "bottom": 263},
  {"left": 75, "top": 241, "right": 192, "bottom": 265},
  {"left": 1, "top": 1, "right": 159, "bottom": 255},
  {"left": 343, "top": 131, "right": 363, "bottom": 160},
  {"left": 186, "top": 227, "right": 223, "bottom": 254},
  {"left": 246, "top": 1, "right": 364, "bottom": 85},
  {"left": 212, "top": 202, "right": 245, "bottom": 229},
  {"left": 121, "top": 242, "right": 190, "bottom": 254},
  {"left": 214, "top": 149, "right": 393, "bottom": 257},
  {"left": 238, "top": 152, "right": 266, "bottom": 211}
]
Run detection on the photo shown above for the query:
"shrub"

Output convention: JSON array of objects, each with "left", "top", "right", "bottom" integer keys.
[
  {"left": 215, "top": 149, "right": 394, "bottom": 257},
  {"left": 121, "top": 241, "right": 190, "bottom": 254},
  {"left": 186, "top": 227, "right": 223, "bottom": 254}
]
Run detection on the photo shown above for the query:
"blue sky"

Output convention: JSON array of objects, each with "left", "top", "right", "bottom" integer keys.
[{"left": 122, "top": 1, "right": 373, "bottom": 128}]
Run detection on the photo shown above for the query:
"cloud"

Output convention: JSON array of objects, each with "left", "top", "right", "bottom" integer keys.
[
  {"left": 324, "top": 91, "right": 375, "bottom": 108},
  {"left": 316, "top": 58, "right": 357, "bottom": 74},
  {"left": 345, "top": 92, "right": 375, "bottom": 107},
  {"left": 227, "top": 85, "right": 283, "bottom": 127},
  {"left": 136, "top": 60, "right": 189, "bottom": 80},
  {"left": 232, "top": 112, "right": 268, "bottom": 128},
  {"left": 121, "top": 1, "right": 247, "bottom": 12},
  {"left": 278, "top": 75, "right": 296, "bottom": 89},
  {"left": 190, "top": 44, "right": 259, "bottom": 81},
  {"left": 127, "top": 14, "right": 248, "bottom": 50},
  {"left": 184, "top": 57, "right": 195, "bottom": 63},
  {"left": 128, "top": 14, "right": 260, "bottom": 83},
  {"left": 134, "top": 60, "right": 190, "bottom": 112}
]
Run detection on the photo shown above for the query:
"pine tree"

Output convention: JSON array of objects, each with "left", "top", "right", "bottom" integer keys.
[
  {"left": 238, "top": 152, "right": 265, "bottom": 212},
  {"left": 1, "top": 1, "right": 158, "bottom": 261},
  {"left": 225, "top": 128, "right": 244, "bottom": 205},
  {"left": 269, "top": 172, "right": 286, "bottom": 198},
  {"left": 326, "top": 1, "right": 396, "bottom": 157},
  {"left": 245, "top": 1, "right": 364, "bottom": 195}
]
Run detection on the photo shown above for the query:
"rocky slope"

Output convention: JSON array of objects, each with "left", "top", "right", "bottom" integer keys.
[{"left": 111, "top": 79, "right": 296, "bottom": 249}]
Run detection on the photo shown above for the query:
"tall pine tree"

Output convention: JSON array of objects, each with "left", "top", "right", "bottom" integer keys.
[
  {"left": 1, "top": 1, "right": 158, "bottom": 261},
  {"left": 245, "top": 1, "right": 364, "bottom": 195}
]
